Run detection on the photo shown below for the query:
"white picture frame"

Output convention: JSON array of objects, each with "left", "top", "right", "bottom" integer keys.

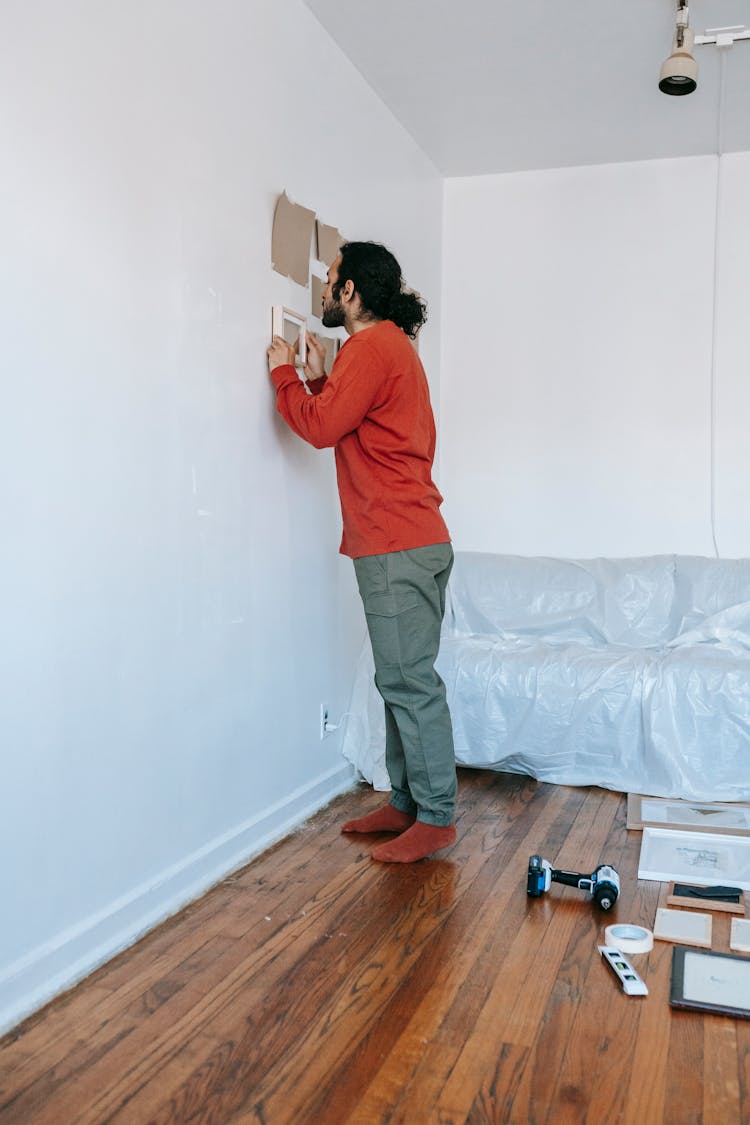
[
  {"left": 653, "top": 907, "right": 712, "bottom": 948},
  {"left": 627, "top": 793, "right": 750, "bottom": 836},
  {"left": 730, "top": 918, "right": 750, "bottom": 953},
  {"left": 638, "top": 827, "right": 750, "bottom": 889},
  {"left": 272, "top": 306, "right": 307, "bottom": 367}
]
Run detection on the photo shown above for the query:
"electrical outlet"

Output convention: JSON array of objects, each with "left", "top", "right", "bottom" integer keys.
[{"left": 320, "top": 703, "right": 330, "bottom": 740}]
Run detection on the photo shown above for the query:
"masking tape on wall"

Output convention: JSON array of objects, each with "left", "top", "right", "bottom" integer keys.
[{"left": 604, "top": 923, "right": 654, "bottom": 954}]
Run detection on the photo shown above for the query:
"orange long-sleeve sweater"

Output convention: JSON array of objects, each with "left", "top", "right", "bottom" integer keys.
[{"left": 271, "top": 319, "right": 450, "bottom": 559}]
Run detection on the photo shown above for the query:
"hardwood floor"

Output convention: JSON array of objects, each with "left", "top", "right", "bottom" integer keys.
[{"left": 2, "top": 769, "right": 748, "bottom": 1123}]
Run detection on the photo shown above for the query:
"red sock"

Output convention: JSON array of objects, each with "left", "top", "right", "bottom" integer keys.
[
  {"left": 341, "top": 804, "right": 416, "bottom": 834},
  {"left": 371, "top": 821, "right": 456, "bottom": 863}
]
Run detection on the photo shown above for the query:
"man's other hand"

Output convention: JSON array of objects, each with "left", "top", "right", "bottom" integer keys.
[
  {"left": 267, "top": 335, "right": 297, "bottom": 373},
  {"left": 304, "top": 332, "right": 327, "bottom": 382}
]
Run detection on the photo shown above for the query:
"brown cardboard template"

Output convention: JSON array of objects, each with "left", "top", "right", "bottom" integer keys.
[
  {"left": 316, "top": 220, "right": 343, "bottom": 266},
  {"left": 311, "top": 275, "right": 326, "bottom": 318},
  {"left": 319, "top": 335, "right": 340, "bottom": 375},
  {"left": 272, "top": 191, "right": 316, "bottom": 286}
]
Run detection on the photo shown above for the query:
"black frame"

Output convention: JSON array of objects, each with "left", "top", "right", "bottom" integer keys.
[{"left": 670, "top": 947, "right": 750, "bottom": 1019}]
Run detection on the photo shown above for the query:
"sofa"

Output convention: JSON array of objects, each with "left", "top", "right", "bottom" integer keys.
[{"left": 341, "top": 552, "right": 750, "bottom": 801}]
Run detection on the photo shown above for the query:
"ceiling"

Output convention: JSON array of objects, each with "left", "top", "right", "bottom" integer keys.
[{"left": 303, "top": 0, "right": 750, "bottom": 175}]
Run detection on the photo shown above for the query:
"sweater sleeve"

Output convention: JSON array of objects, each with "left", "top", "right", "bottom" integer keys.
[{"left": 270, "top": 338, "right": 381, "bottom": 449}]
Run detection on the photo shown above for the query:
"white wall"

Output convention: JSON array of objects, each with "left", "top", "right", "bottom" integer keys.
[
  {"left": 0, "top": 0, "right": 442, "bottom": 1032},
  {"left": 441, "top": 154, "right": 750, "bottom": 559}
]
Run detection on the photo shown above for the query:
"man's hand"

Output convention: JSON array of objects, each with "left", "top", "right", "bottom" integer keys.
[
  {"left": 304, "top": 332, "right": 327, "bottom": 382},
  {"left": 267, "top": 335, "right": 297, "bottom": 373}
]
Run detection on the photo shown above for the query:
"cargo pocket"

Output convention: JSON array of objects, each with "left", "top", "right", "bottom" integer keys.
[{"left": 364, "top": 589, "right": 423, "bottom": 670}]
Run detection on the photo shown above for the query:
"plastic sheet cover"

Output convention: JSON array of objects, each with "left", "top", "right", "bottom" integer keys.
[{"left": 341, "top": 553, "right": 750, "bottom": 801}]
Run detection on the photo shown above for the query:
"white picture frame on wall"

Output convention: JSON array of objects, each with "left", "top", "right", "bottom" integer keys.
[{"left": 272, "top": 306, "right": 307, "bottom": 367}]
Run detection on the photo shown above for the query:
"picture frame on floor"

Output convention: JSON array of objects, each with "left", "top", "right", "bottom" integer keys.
[
  {"left": 670, "top": 947, "right": 750, "bottom": 1019},
  {"left": 666, "top": 881, "right": 744, "bottom": 914},
  {"left": 653, "top": 907, "right": 712, "bottom": 948},
  {"left": 638, "top": 827, "right": 750, "bottom": 889},
  {"left": 627, "top": 794, "right": 750, "bottom": 837}
]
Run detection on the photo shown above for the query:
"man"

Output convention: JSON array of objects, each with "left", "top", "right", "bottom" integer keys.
[{"left": 267, "top": 241, "right": 456, "bottom": 863}]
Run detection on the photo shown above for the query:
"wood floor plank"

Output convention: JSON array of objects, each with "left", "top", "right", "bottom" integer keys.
[
  {"left": 102, "top": 1033, "right": 222, "bottom": 1125},
  {"left": 736, "top": 1022, "right": 750, "bottom": 1118},
  {"left": 1, "top": 884, "right": 247, "bottom": 1108},
  {"left": 526, "top": 819, "right": 643, "bottom": 1125},
  {"left": 2, "top": 980, "right": 207, "bottom": 1125},
  {"left": 2, "top": 772, "right": 748, "bottom": 1125},
  {"left": 0, "top": 985, "right": 112, "bottom": 1099},
  {"left": 433, "top": 788, "right": 620, "bottom": 1122},
  {"left": 93, "top": 792, "right": 479, "bottom": 1125},
  {"left": 292, "top": 777, "right": 557, "bottom": 1125},
  {"left": 0, "top": 810, "right": 377, "bottom": 1125},
  {"left": 664, "top": 1012, "right": 704, "bottom": 1125},
  {"left": 703, "top": 1017, "right": 740, "bottom": 1125},
  {"left": 620, "top": 949, "right": 670, "bottom": 1123},
  {"left": 514, "top": 919, "right": 604, "bottom": 1121},
  {"left": 67, "top": 861, "right": 384, "bottom": 1124},
  {"left": 325, "top": 782, "right": 580, "bottom": 1124},
  {"left": 0, "top": 928, "right": 249, "bottom": 1119},
  {"left": 440, "top": 787, "right": 620, "bottom": 1057},
  {"left": 141, "top": 866, "right": 457, "bottom": 1125},
  {"left": 393, "top": 792, "right": 616, "bottom": 1125},
  {"left": 440, "top": 796, "right": 629, "bottom": 1125},
  {"left": 539, "top": 791, "right": 659, "bottom": 1124},
  {"left": 460, "top": 1042, "right": 531, "bottom": 1125},
  {"left": 219, "top": 791, "right": 384, "bottom": 941},
  {"left": 133, "top": 774, "right": 532, "bottom": 1125},
  {"left": 433, "top": 787, "right": 587, "bottom": 1049},
  {"left": 196, "top": 776, "right": 518, "bottom": 1123}
]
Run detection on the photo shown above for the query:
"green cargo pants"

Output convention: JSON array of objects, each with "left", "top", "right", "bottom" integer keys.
[{"left": 353, "top": 542, "right": 457, "bottom": 827}]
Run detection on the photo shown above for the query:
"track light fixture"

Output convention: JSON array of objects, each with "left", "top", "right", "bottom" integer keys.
[
  {"left": 659, "top": 1, "right": 697, "bottom": 95},
  {"left": 659, "top": 4, "right": 750, "bottom": 96}
]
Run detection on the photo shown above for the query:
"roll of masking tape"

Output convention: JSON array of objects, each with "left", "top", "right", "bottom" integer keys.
[{"left": 604, "top": 923, "right": 654, "bottom": 954}]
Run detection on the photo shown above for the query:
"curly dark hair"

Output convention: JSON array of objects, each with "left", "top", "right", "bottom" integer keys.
[{"left": 333, "top": 241, "right": 427, "bottom": 339}]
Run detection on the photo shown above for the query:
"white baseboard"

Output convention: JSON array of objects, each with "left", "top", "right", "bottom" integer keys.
[{"left": 0, "top": 762, "right": 356, "bottom": 1037}]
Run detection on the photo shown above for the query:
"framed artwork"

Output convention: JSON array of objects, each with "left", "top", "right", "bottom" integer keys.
[
  {"left": 272, "top": 306, "right": 307, "bottom": 367},
  {"left": 638, "top": 827, "right": 750, "bottom": 889},
  {"left": 670, "top": 948, "right": 750, "bottom": 1019},
  {"left": 627, "top": 794, "right": 750, "bottom": 837},
  {"left": 730, "top": 919, "right": 750, "bottom": 953},
  {"left": 667, "top": 881, "right": 744, "bottom": 914},
  {"left": 653, "top": 907, "right": 712, "bottom": 948}
]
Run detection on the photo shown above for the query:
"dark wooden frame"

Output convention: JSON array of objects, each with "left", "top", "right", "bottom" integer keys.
[
  {"left": 667, "top": 881, "right": 745, "bottom": 914},
  {"left": 670, "top": 947, "right": 750, "bottom": 1019}
]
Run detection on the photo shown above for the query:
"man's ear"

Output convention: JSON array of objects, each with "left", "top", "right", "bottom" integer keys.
[{"left": 342, "top": 279, "right": 355, "bottom": 303}]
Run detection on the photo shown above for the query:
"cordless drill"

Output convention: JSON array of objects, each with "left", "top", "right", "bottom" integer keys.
[{"left": 527, "top": 854, "right": 620, "bottom": 910}]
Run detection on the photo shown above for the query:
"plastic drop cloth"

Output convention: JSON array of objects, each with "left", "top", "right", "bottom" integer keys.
[{"left": 341, "top": 553, "right": 750, "bottom": 801}]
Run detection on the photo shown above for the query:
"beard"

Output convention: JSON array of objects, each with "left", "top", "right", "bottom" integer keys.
[{"left": 321, "top": 296, "right": 346, "bottom": 329}]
